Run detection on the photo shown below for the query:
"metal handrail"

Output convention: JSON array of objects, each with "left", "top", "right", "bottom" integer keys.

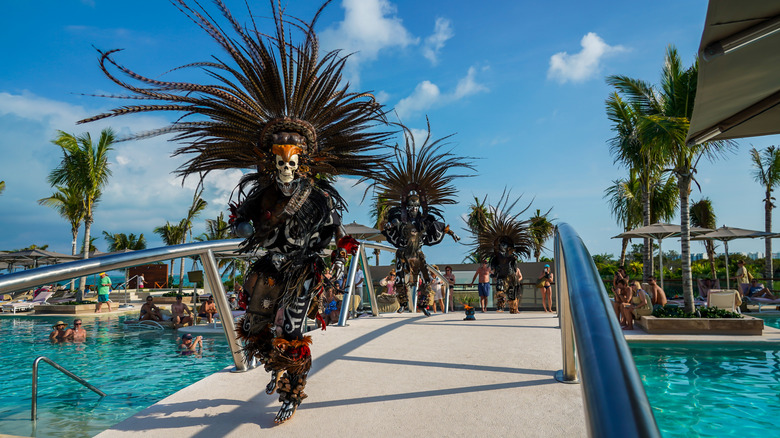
[
  {"left": 32, "top": 356, "right": 106, "bottom": 420},
  {"left": 1, "top": 240, "right": 249, "bottom": 372},
  {"left": 554, "top": 223, "right": 660, "bottom": 437}
]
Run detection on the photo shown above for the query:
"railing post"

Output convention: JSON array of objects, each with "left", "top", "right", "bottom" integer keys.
[
  {"left": 200, "top": 249, "right": 248, "bottom": 372},
  {"left": 338, "top": 246, "right": 362, "bottom": 326},
  {"left": 358, "top": 245, "right": 379, "bottom": 316},
  {"left": 554, "top": 227, "right": 578, "bottom": 384}
]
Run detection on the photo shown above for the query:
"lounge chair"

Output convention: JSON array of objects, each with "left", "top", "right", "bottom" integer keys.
[
  {"left": 1, "top": 291, "right": 54, "bottom": 314},
  {"left": 707, "top": 290, "right": 740, "bottom": 313},
  {"left": 744, "top": 296, "right": 780, "bottom": 312}
]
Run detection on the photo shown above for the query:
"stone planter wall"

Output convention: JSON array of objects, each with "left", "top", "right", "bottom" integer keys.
[
  {"left": 35, "top": 304, "right": 98, "bottom": 315},
  {"left": 636, "top": 315, "right": 764, "bottom": 335},
  {"left": 150, "top": 297, "right": 193, "bottom": 305}
]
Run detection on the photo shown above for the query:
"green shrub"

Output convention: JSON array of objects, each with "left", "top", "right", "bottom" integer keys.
[{"left": 652, "top": 304, "right": 742, "bottom": 319}]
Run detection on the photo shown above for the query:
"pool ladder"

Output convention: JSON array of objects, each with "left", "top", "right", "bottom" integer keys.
[{"left": 31, "top": 356, "right": 106, "bottom": 421}]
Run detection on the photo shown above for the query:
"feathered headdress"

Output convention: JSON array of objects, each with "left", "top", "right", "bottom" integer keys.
[
  {"left": 370, "top": 120, "right": 474, "bottom": 217},
  {"left": 78, "top": 0, "right": 393, "bottom": 182},
  {"left": 469, "top": 191, "right": 534, "bottom": 262}
]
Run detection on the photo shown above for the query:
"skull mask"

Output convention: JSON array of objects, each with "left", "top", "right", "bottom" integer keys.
[
  {"left": 271, "top": 132, "right": 305, "bottom": 186},
  {"left": 406, "top": 194, "right": 421, "bottom": 218},
  {"left": 275, "top": 154, "right": 299, "bottom": 183}
]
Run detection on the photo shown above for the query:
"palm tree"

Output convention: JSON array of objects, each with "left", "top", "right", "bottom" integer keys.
[
  {"left": 154, "top": 221, "right": 186, "bottom": 283},
  {"left": 605, "top": 87, "right": 666, "bottom": 280},
  {"left": 529, "top": 209, "right": 554, "bottom": 262},
  {"left": 195, "top": 212, "right": 242, "bottom": 282},
  {"left": 38, "top": 186, "right": 85, "bottom": 259},
  {"left": 39, "top": 186, "right": 85, "bottom": 291},
  {"left": 690, "top": 198, "right": 717, "bottom": 279},
  {"left": 0, "top": 180, "right": 5, "bottom": 195},
  {"left": 605, "top": 175, "right": 643, "bottom": 266},
  {"left": 612, "top": 46, "right": 735, "bottom": 312},
  {"left": 102, "top": 231, "right": 147, "bottom": 251},
  {"left": 750, "top": 145, "right": 780, "bottom": 280},
  {"left": 466, "top": 195, "right": 491, "bottom": 235},
  {"left": 177, "top": 188, "right": 208, "bottom": 292},
  {"left": 49, "top": 128, "right": 115, "bottom": 300}
]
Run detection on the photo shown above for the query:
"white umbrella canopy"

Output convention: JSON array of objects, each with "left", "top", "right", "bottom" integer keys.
[
  {"left": 691, "top": 226, "right": 774, "bottom": 288},
  {"left": 613, "top": 223, "right": 713, "bottom": 289},
  {"left": 342, "top": 221, "right": 385, "bottom": 242}
]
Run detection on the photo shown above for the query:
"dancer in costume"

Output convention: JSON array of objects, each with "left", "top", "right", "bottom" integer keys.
[
  {"left": 374, "top": 124, "right": 473, "bottom": 316},
  {"left": 468, "top": 192, "right": 535, "bottom": 313},
  {"left": 78, "top": 0, "right": 394, "bottom": 423}
]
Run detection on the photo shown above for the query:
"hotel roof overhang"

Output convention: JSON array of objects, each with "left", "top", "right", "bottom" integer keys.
[{"left": 686, "top": 1, "right": 780, "bottom": 146}]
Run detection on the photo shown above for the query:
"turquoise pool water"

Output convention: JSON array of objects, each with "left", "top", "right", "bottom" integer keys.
[
  {"left": 0, "top": 315, "right": 232, "bottom": 438},
  {"left": 754, "top": 314, "right": 780, "bottom": 329},
  {"left": 631, "top": 342, "right": 780, "bottom": 437}
]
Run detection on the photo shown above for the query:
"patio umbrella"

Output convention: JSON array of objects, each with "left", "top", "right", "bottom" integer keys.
[
  {"left": 613, "top": 222, "right": 713, "bottom": 289},
  {"left": 342, "top": 221, "right": 385, "bottom": 242},
  {"left": 686, "top": 1, "right": 780, "bottom": 146},
  {"left": 691, "top": 226, "right": 774, "bottom": 289},
  {"left": 0, "top": 249, "right": 79, "bottom": 269}
]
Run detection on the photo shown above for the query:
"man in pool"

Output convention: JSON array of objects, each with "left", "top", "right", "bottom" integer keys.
[
  {"left": 171, "top": 295, "right": 194, "bottom": 328},
  {"left": 67, "top": 319, "right": 87, "bottom": 342},
  {"left": 179, "top": 333, "right": 202, "bottom": 356},
  {"left": 198, "top": 296, "right": 217, "bottom": 323},
  {"left": 49, "top": 321, "right": 69, "bottom": 342},
  {"left": 139, "top": 296, "right": 162, "bottom": 321}
]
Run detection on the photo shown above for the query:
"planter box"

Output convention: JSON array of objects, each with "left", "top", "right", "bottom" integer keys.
[
  {"left": 637, "top": 315, "right": 764, "bottom": 335},
  {"left": 151, "top": 297, "right": 193, "bottom": 304},
  {"left": 35, "top": 304, "right": 97, "bottom": 315}
]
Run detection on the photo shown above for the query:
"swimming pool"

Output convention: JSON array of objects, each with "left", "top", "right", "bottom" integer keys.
[
  {"left": 0, "top": 315, "right": 233, "bottom": 438},
  {"left": 754, "top": 313, "right": 780, "bottom": 330},
  {"left": 631, "top": 342, "right": 780, "bottom": 437}
]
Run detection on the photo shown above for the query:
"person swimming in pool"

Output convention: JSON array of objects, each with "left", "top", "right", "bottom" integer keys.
[{"left": 179, "top": 333, "right": 202, "bottom": 356}]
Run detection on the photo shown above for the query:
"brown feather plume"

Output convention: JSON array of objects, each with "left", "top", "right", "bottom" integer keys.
[
  {"left": 469, "top": 190, "right": 535, "bottom": 262},
  {"left": 78, "top": 0, "right": 394, "bottom": 183}
]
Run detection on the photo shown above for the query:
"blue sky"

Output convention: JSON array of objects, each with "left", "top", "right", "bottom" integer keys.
[{"left": 1, "top": 0, "right": 778, "bottom": 267}]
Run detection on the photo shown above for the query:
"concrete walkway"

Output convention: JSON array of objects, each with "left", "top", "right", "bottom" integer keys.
[{"left": 97, "top": 311, "right": 585, "bottom": 437}]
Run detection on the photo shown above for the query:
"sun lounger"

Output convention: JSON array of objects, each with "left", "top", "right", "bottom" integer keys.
[
  {"left": 744, "top": 296, "right": 780, "bottom": 312},
  {"left": 1, "top": 291, "right": 54, "bottom": 314},
  {"left": 707, "top": 290, "right": 740, "bottom": 313}
]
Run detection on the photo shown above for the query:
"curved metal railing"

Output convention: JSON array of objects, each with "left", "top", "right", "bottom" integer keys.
[
  {"left": 0, "top": 240, "right": 248, "bottom": 372},
  {"left": 554, "top": 222, "right": 660, "bottom": 437}
]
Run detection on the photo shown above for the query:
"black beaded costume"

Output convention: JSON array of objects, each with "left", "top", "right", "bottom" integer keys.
[
  {"left": 79, "top": 0, "right": 394, "bottom": 423},
  {"left": 373, "top": 124, "right": 473, "bottom": 315},
  {"left": 468, "top": 193, "right": 534, "bottom": 313}
]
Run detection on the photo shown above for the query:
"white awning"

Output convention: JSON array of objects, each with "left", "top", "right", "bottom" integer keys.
[{"left": 686, "top": 1, "right": 780, "bottom": 145}]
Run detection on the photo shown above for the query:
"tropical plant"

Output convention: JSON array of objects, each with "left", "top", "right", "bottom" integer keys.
[
  {"left": 0, "top": 180, "right": 5, "bottom": 195},
  {"left": 177, "top": 188, "right": 208, "bottom": 292},
  {"left": 689, "top": 198, "right": 717, "bottom": 278},
  {"left": 102, "top": 231, "right": 147, "bottom": 251},
  {"left": 78, "top": 237, "right": 98, "bottom": 254},
  {"left": 750, "top": 145, "right": 780, "bottom": 280},
  {"left": 194, "top": 212, "right": 243, "bottom": 281},
  {"left": 605, "top": 174, "right": 678, "bottom": 268},
  {"left": 38, "top": 186, "right": 85, "bottom": 258},
  {"left": 606, "top": 89, "right": 663, "bottom": 280},
  {"left": 154, "top": 221, "right": 186, "bottom": 284},
  {"left": 38, "top": 186, "right": 85, "bottom": 291},
  {"left": 48, "top": 128, "right": 115, "bottom": 300},
  {"left": 610, "top": 46, "right": 735, "bottom": 312},
  {"left": 529, "top": 209, "right": 554, "bottom": 262},
  {"left": 466, "top": 195, "right": 491, "bottom": 235}
]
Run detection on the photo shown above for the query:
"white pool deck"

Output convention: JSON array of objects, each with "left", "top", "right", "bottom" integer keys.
[{"left": 95, "top": 311, "right": 587, "bottom": 438}]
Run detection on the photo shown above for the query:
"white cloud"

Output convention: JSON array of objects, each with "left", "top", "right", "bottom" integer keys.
[
  {"left": 547, "top": 32, "right": 626, "bottom": 84},
  {"left": 320, "top": 0, "right": 418, "bottom": 86},
  {"left": 0, "top": 91, "right": 243, "bottom": 252},
  {"left": 422, "top": 17, "right": 454, "bottom": 65},
  {"left": 395, "top": 66, "right": 488, "bottom": 118},
  {"left": 395, "top": 81, "right": 441, "bottom": 118}
]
